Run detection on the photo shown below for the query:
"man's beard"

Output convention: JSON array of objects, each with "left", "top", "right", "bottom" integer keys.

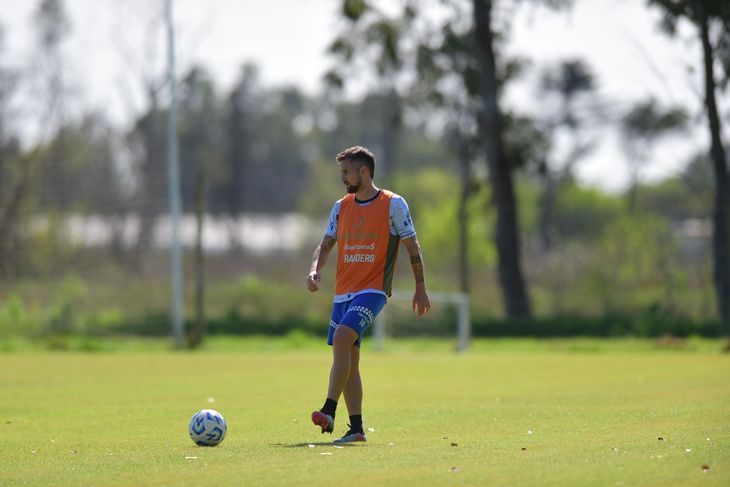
[{"left": 345, "top": 181, "right": 360, "bottom": 194}]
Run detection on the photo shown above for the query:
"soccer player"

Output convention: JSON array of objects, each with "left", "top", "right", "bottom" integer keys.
[{"left": 306, "top": 146, "right": 431, "bottom": 443}]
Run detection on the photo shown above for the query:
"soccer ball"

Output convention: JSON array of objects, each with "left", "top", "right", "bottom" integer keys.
[{"left": 189, "top": 409, "right": 227, "bottom": 446}]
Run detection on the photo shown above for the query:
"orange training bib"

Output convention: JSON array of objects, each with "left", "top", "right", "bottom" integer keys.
[{"left": 335, "top": 190, "right": 400, "bottom": 297}]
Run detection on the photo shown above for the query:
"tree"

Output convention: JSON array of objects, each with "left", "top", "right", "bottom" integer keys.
[
  {"left": 409, "top": 2, "right": 484, "bottom": 296},
  {"left": 619, "top": 98, "right": 687, "bottom": 212},
  {"left": 0, "top": 0, "right": 72, "bottom": 276},
  {"left": 178, "top": 66, "right": 222, "bottom": 212},
  {"left": 328, "top": 0, "right": 574, "bottom": 317},
  {"left": 115, "top": 1, "right": 173, "bottom": 258},
  {"left": 128, "top": 92, "right": 167, "bottom": 255},
  {"left": 224, "top": 64, "right": 258, "bottom": 232},
  {"left": 328, "top": 0, "right": 483, "bottom": 295},
  {"left": 178, "top": 66, "right": 223, "bottom": 347},
  {"left": 209, "top": 76, "right": 311, "bottom": 216},
  {"left": 472, "top": 0, "right": 530, "bottom": 316},
  {"left": 536, "top": 59, "right": 598, "bottom": 251},
  {"left": 648, "top": 0, "right": 729, "bottom": 332},
  {"left": 0, "top": 23, "right": 24, "bottom": 277},
  {"left": 33, "top": 0, "right": 72, "bottom": 211},
  {"left": 325, "top": 0, "right": 414, "bottom": 183},
  {"left": 445, "top": 118, "right": 480, "bottom": 294}
]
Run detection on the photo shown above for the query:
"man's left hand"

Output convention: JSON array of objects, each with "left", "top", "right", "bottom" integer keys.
[{"left": 412, "top": 289, "right": 431, "bottom": 317}]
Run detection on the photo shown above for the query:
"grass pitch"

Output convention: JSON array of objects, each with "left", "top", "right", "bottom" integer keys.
[{"left": 0, "top": 338, "right": 728, "bottom": 486}]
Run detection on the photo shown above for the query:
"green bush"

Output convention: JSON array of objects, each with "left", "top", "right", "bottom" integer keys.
[
  {"left": 0, "top": 294, "right": 41, "bottom": 338},
  {"left": 0, "top": 252, "right": 721, "bottom": 342},
  {"left": 471, "top": 312, "right": 722, "bottom": 338}
]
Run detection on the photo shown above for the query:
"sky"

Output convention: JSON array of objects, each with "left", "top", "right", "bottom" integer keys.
[{"left": 0, "top": 0, "right": 723, "bottom": 192}]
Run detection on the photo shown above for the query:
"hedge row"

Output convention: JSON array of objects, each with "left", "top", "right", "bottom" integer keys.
[{"left": 106, "top": 309, "right": 725, "bottom": 339}]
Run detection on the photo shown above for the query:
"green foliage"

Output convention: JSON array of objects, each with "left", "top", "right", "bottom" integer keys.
[
  {"left": 297, "top": 157, "right": 346, "bottom": 218},
  {"left": 23, "top": 212, "right": 68, "bottom": 275},
  {"left": 0, "top": 294, "right": 37, "bottom": 338},
  {"left": 0, "top": 270, "right": 722, "bottom": 340},
  {"left": 473, "top": 313, "right": 722, "bottom": 338},
  {"left": 392, "top": 168, "right": 496, "bottom": 271},
  {"left": 204, "top": 274, "right": 329, "bottom": 336},
  {"left": 395, "top": 131, "right": 456, "bottom": 173},
  {"left": 368, "top": 20, "right": 401, "bottom": 73},
  {"left": 620, "top": 99, "right": 687, "bottom": 140},
  {"left": 587, "top": 212, "right": 686, "bottom": 312},
  {"left": 342, "top": 0, "right": 369, "bottom": 21},
  {"left": 0, "top": 275, "right": 90, "bottom": 339},
  {"left": 45, "top": 274, "right": 88, "bottom": 334},
  {"left": 649, "top": 0, "right": 730, "bottom": 89},
  {"left": 636, "top": 156, "right": 714, "bottom": 220},
  {"left": 515, "top": 179, "right": 540, "bottom": 234},
  {"left": 553, "top": 183, "right": 623, "bottom": 240},
  {"left": 540, "top": 59, "right": 595, "bottom": 104},
  {"left": 503, "top": 113, "right": 550, "bottom": 172},
  {"left": 638, "top": 178, "right": 707, "bottom": 220}
]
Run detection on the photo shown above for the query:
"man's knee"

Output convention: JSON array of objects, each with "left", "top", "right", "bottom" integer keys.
[{"left": 333, "top": 325, "right": 358, "bottom": 348}]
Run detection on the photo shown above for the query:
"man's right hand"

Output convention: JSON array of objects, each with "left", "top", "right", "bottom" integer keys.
[{"left": 306, "top": 272, "right": 321, "bottom": 292}]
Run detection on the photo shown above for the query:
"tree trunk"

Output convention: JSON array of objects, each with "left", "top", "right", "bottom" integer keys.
[
  {"left": 135, "top": 105, "right": 165, "bottom": 257},
  {"left": 537, "top": 158, "right": 555, "bottom": 252},
  {"left": 0, "top": 159, "right": 32, "bottom": 277},
  {"left": 696, "top": 1, "right": 730, "bottom": 332},
  {"left": 380, "top": 87, "right": 400, "bottom": 185},
  {"left": 471, "top": 0, "right": 531, "bottom": 317},
  {"left": 188, "top": 169, "right": 208, "bottom": 348},
  {"left": 457, "top": 133, "right": 472, "bottom": 295},
  {"left": 227, "top": 89, "right": 246, "bottom": 252}
]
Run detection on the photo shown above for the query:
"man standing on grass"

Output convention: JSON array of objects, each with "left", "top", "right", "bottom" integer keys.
[{"left": 306, "top": 146, "right": 431, "bottom": 443}]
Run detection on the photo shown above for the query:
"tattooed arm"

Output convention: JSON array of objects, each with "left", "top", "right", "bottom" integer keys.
[
  {"left": 402, "top": 236, "right": 431, "bottom": 316},
  {"left": 306, "top": 235, "right": 337, "bottom": 292}
]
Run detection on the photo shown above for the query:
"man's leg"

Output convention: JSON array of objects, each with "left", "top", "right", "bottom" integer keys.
[
  {"left": 343, "top": 346, "right": 362, "bottom": 416},
  {"left": 312, "top": 325, "right": 358, "bottom": 434},
  {"left": 333, "top": 345, "right": 367, "bottom": 443},
  {"left": 327, "top": 325, "right": 359, "bottom": 401},
  {"left": 313, "top": 294, "right": 383, "bottom": 437}
]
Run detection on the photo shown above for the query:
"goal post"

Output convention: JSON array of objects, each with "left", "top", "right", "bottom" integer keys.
[{"left": 374, "top": 290, "right": 471, "bottom": 352}]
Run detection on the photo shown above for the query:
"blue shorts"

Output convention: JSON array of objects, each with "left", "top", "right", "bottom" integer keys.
[{"left": 328, "top": 293, "right": 387, "bottom": 348}]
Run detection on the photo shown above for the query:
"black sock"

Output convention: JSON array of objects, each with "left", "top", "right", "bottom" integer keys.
[
  {"left": 321, "top": 398, "right": 338, "bottom": 418},
  {"left": 349, "top": 415, "right": 363, "bottom": 433}
]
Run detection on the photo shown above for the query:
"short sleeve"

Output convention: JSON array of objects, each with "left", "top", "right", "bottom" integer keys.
[
  {"left": 390, "top": 195, "right": 416, "bottom": 239},
  {"left": 325, "top": 200, "right": 341, "bottom": 238}
]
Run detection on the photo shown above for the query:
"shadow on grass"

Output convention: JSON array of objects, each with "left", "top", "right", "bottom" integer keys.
[{"left": 271, "top": 442, "right": 362, "bottom": 448}]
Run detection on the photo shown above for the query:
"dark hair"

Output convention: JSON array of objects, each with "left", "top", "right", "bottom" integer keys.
[{"left": 336, "top": 146, "right": 376, "bottom": 178}]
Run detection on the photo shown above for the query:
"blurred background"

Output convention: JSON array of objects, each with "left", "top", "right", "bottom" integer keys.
[{"left": 0, "top": 0, "right": 728, "bottom": 348}]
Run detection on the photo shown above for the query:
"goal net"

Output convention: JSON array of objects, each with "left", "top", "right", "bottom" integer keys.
[{"left": 373, "top": 290, "right": 471, "bottom": 352}]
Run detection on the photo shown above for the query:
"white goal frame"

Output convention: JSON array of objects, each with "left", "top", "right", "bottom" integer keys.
[{"left": 373, "top": 290, "right": 471, "bottom": 352}]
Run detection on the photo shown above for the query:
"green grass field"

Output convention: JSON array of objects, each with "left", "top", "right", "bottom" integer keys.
[{"left": 1, "top": 338, "right": 729, "bottom": 486}]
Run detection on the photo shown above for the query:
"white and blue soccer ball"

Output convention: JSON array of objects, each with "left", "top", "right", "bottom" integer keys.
[{"left": 189, "top": 409, "right": 227, "bottom": 446}]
